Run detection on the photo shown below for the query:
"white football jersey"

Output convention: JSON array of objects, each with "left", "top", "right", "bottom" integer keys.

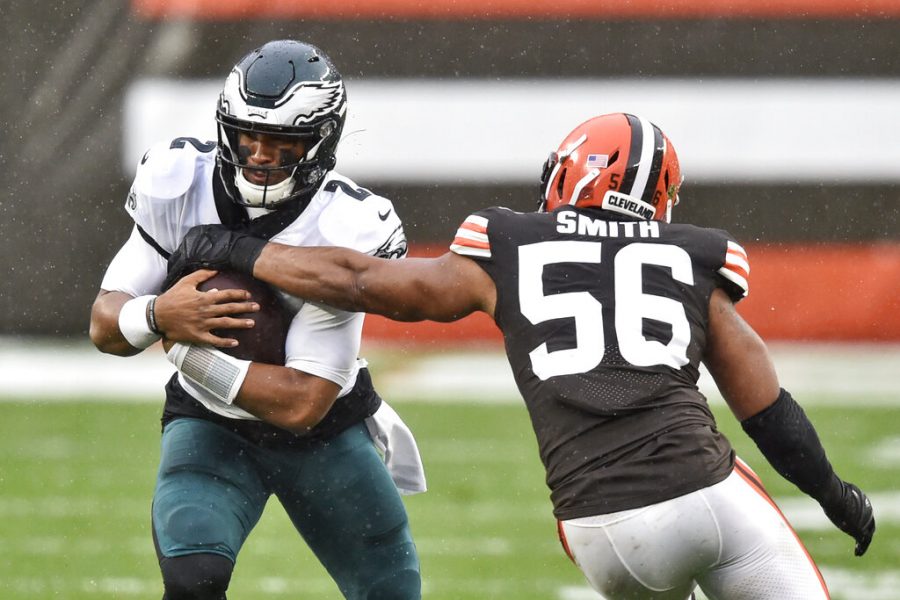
[{"left": 101, "top": 138, "right": 407, "bottom": 420}]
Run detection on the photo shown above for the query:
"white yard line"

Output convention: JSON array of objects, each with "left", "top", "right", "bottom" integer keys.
[
  {"left": 0, "top": 338, "right": 174, "bottom": 400},
  {"left": 2, "top": 337, "right": 899, "bottom": 403},
  {"left": 375, "top": 342, "right": 900, "bottom": 404},
  {"left": 777, "top": 491, "right": 900, "bottom": 530}
]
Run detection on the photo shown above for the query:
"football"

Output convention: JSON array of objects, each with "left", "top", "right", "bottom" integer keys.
[{"left": 197, "top": 270, "right": 290, "bottom": 365}]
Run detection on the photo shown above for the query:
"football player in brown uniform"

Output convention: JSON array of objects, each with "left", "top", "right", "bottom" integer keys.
[{"left": 166, "top": 113, "right": 874, "bottom": 599}]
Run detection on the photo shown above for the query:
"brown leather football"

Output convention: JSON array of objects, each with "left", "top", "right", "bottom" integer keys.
[{"left": 197, "top": 270, "right": 290, "bottom": 365}]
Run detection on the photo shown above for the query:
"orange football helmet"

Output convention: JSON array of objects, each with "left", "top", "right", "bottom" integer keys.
[{"left": 539, "top": 113, "right": 682, "bottom": 222}]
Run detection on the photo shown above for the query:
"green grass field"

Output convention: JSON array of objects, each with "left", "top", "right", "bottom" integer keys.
[{"left": 1, "top": 397, "right": 897, "bottom": 599}]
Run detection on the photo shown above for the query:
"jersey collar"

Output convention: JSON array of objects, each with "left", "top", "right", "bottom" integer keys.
[{"left": 212, "top": 169, "right": 314, "bottom": 240}]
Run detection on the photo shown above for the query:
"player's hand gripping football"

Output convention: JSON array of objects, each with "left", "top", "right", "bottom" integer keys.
[
  {"left": 155, "top": 269, "right": 258, "bottom": 348},
  {"left": 164, "top": 224, "right": 267, "bottom": 290},
  {"left": 819, "top": 480, "right": 875, "bottom": 556}
]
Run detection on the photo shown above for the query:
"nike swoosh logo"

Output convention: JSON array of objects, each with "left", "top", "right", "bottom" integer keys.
[{"left": 378, "top": 209, "right": 392, "bottom": 221}]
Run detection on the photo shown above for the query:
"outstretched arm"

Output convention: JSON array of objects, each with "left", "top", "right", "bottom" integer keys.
[
  {"left": 704, "top": 288, "right": 875, "bottom": 556},
  {"left": 253, "top": 243, "right": 497, "bottom": 322},
  {"left": 164, "top": 223, "right": 497, "bottom": 321}
]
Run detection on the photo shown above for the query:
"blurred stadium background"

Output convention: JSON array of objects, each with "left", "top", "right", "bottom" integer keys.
[{"left": 1, "top": 1, "right": 899, "bottom": 598}]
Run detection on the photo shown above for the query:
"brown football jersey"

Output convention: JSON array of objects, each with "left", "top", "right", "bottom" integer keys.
[{"left": 451, "top": 205, "right": 749, "bottom": 519}]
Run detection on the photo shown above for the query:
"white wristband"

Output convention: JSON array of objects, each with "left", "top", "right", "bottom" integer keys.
[
  {"left": 118, "top": 295, "right": 162, "bottom": 349},
  {"left": 166, "top": 342, "right": 251, "bottom": 405}
]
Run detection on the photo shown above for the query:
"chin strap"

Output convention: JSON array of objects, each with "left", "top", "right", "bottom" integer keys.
[
  {"left": 211, "top": 164, "right": 315, "bottom": 239},
  {"left": 234, "top": 166, "right": 298, "bottom": 208}
]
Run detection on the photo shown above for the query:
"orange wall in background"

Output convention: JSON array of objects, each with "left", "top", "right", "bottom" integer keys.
[
  {"left": 362, "top": 243, "right": 900, "bottom": 344},
  {"left": 133, "top": 0, "right": 900, "bottom": 20},
  {"left": 737, "top": 243, "right": 900, "bottom": 341}
]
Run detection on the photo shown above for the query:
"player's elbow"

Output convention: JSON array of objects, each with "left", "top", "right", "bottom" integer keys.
[
  {"left": 277, "top": 405, "right": 329, "bottom": 434},
  {"left": 89, "top": 293, "right": 143, "bottom": 356},
  {"left": 88, "top": 318, "right": 141, "bottom": 357},
  {"left": 88, "top": 319, "right": 106, "bottom": 351},
  {"left": 268, "top": 371, "right": 337, "bottom": 434},
  {"left": 252, "top": 400, "right": 327, "bottom": 435},
  {"left": 88, "top": 315, "right": 113, "bottom": 352}
]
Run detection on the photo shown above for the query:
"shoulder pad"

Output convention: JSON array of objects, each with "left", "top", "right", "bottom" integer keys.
[
  {"left": 316, "top": 174, "right": 408, "bottom": 257},
  {"left": 700, "top": 227, "right": 749, "bottom": 301},
  {"left": 449, "top": 206, "right": 509, "bottom": 260},
  {"left": 133, "top": 138, "right": 214, "bottom": 200},
  {"left": 718, "top": 238, "right": 749, "bottom": 300},
  {"left": 126, "top": 138, "right": 216, "bottom": 253}
]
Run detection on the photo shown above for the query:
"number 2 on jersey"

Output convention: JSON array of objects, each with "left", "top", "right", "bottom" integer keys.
[{"left": 518, "top": 241, "right": 694, "bottom": 380}]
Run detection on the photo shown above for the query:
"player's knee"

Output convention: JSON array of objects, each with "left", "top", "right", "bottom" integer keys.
[
  {"left": 360, "top": 526, "right": 420, "bottom": 600},
  {"left": 160, "top": 553, "right": 233, "bottom": 600},
  {"left": 366, "top": 568, "right": 421, "bottom": 600}
]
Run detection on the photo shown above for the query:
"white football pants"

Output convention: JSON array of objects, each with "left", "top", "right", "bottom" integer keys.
[{"left": 558, "top": 459, "right": 829, "bottom": 600}]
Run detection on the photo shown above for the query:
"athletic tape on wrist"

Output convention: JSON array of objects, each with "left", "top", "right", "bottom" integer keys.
[
  {"left": 166, "top": 342, "right": 250, "bottom": 405},
  {"left": 118, "top": 295, "right": 162, "bottom": 349}
]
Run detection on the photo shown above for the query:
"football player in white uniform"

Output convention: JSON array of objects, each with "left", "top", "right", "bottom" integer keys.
[
  {"left": 165, "top": 113, "right": 875, "bottom": 599},
  {"left": 90, "top": 40, "right": 423, "bottom": 600}
]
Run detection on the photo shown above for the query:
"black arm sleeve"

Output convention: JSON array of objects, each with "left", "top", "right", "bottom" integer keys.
[{"left": 740, "top": 388, "right": 842, "bottom": 504}]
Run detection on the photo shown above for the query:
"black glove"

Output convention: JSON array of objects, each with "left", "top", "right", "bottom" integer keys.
[
  {"left": 819, "top": 479, "right": 875, "bottom": 556},
  {"left": 164, "top": 224, "right": 267, "bottom": 290},
  {"left": 741, "top": 390, "right": 875, "bottom": 557}
]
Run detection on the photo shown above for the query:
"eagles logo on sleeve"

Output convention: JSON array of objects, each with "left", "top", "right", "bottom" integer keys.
[{"left": 374, "top": 224, "right": 408, "bottom": 260}]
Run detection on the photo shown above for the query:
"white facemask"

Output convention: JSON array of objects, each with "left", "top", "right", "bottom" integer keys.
[{"left": 234, "top": 168, "right": 298, "bottom": 208}]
